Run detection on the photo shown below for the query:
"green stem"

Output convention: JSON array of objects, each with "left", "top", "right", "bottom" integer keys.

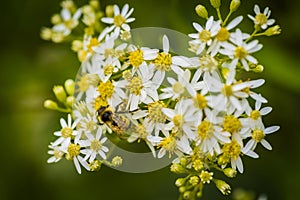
[
  {"left": 222, "top": 11, "right": 233, "bottom": 26},
  {"left": 56, "top": 107, "right": 72, "bottom": 113},
  {"left": 245, "top": 29, "right": 258, "bottom": 43},
  {"left": 216, "top": 8, "right": 223, "bottom": 24}
]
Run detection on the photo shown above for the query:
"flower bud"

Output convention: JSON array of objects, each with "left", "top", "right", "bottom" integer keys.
[
  {"left": 183, "top": 191, "right": 192, "bottom": 200},
  {"left": 44, "top": 99, "right": 58, "bottom": 110},
  {"left": 51, "top": 14, "right": 62, "bottom": 24},
  {"left": 253, "top": 64, "right": 264, "bottom": 73},
  {"left": 170, "top": 163, "right": 186, "bottom": 174},
  {"left": 214, "top": 179, "right": 231, "bottom": 195},
  {"left": 210, "top": 0, "right": 221, "bottom": 9},
  {"left": 179, "top": 186, "right": 186, "bottom": 193},
  {"left": 112, "top": 156, "right": 123, "bottom": 167},
  {"left": 264, "top": 25, "right": 281, "bottom": 36},
  {"left": 66, "top": 96, "right": 75, "bottom": 107},
  {"left": 223, "top": 168, "right": 237, "bottom": 178},
  {"left": 89, "top": 0, "right": 100, "bottom": 9},
  {"left": 40, "top": 27, "right": 52, "bottom": 41},
  {"left": 89, "top": 160, "right": 102, "bottom": 171},
  {"left": 64, "top": 79, "right": 75, "bottom": 95},
  {"left": 196, "top": 191, "right": 203, "bottom": 198},
  {"left": 175, "top": 178, "right": 186, "bottom": 187},
  {"left": 189, "top": 176, "right": 199, "bottom": 186},
  {"left": 105, "top": 5, "right": 114, "bottom": 17},
  {"left": 180, "top": 157, "right": 187, "bottom": 166},
  {"left": 195, "top": 4, "right": 208, "bottom": 19},
  {"left": 53, "top": 85, "right": 67, "bottom": 102},
  {"left": 230, "top": 0, "right": 240, "bottom": 12}
]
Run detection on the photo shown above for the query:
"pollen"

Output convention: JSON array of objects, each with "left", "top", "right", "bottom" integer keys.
[
  {"left": 148, "top": 101, "right": 167, "bottom": 123},
  {"left": 222, "top": 140, "right": 241, "bottom": 160},
  {"left": 199, "top": 55, "right": 218, "bottom": 71},
  {"left": 222, "top": 85, "right": 233, "bottom": 97},
  {"left": 173, "top": 114, "right": 183, "bottom": 127},
  {"left": 90, "top": 139, "right": 102, "bottom": 151},
  {"left": 61, "top": 127, "right": 73, "bottom": 138},
  {"left": 193, "top": 93, "right": 207, "bottom": 109},
  {"left": 158, "top": 136, "right": 176, "bottom": 153},
  {"left": 135, "top": 124, "right": 147, "bottom": 141},
  {"left": 172, "top": 82, "right": 184, "bottom": 94},
  {"left": 154, "top": 52, "right": 172, "bottom": 71},
  {"left": 199, "top": 170, "right": 213, "bottom": 184},
  {"left": 94, "top": 96, "right": 108, "bottom": 111},
  {"left": 197, "top": 121, "right": 213, "bottom": 140},
  {"left": 216, "top": 27, "right": 230, "bottom": 41},
  {"left": 223, "top": 115, "right": 242, "bottom": 134},
  {"left": 255, "top": 13, "right": 268, "bottom": 26},
  {"left": 113, "top": 14, "right": 126, "bottom": 27},
  {"left": 98, "top": 80, "right": 114, "bottom": 99},
  {"left": 251, "top": 129, "right": 265, "bottom": 142},
  {"left": 128, "top": 49, "right": 144, "bottom": 68},
  {"left": 250, "top": 110, "right": 261, "bottom": 120},
  {"left": 199, "top": 30, "right": 211, "bottom": 42},
  {"left": 87, "top": 38, "right": 99, "bottom": 52},
  {"left": 67, "top": 144, "right": 80, "bottom": 158},
  {"left": 103, "top": 64, "right": 114, "bottom": 76},
  {"left": 234, "top": 46, "right": 247, "bottom": 59},
  {"left": 128, "top": 76, "right": 143, "bottom": 95}
]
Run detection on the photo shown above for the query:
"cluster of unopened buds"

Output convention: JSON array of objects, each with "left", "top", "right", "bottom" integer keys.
[{"left": 42, "top": 0, "right": 281, "bottom": 199}]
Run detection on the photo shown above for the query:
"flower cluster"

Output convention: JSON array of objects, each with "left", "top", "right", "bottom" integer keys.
[{"left": 42, "top": 0, "right": 281, "bottom": 199}]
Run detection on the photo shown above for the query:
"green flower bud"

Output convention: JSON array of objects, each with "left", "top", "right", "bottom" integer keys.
[
  {"left": 189, "top": 176, "right": 199, "bottom": 186},
  {"left": 112, "top": 156, "right": 123, "bottom": 167},
  {"left": 51, "top": 14, "right": 62, "bottom": 25},
  {"left": 195, "top": 4, "right": 208, "bottom": 19},
  {"left": 175, "top": 178, "right": 186, "bottom": 187},
  {"left": 105, "top": 5, "right": 114, "bottom": 17},
  {"left": 170, "top": 163, "right": 186, "bottom": 174},
  {"left": 89, "top": 160, "right": 102, "bottom": 171},
  {"left": 180, "top": 157, "right": 187, "bottom": 166},
  {"left": 230, "top": 0, "right": 240, "bottom": 12},
  {"left": 53, "top": 85, "right": 67, "bottom": 102},
  {"left": 214, "top": 179, "right": 231, "bottom": 195},
  {"left": 64, "top": 79, "right": 75, "bottom": 95},
  {"left": 264, "top": 25, "right": 281, "bottom": 36},
  {"left": 210, "top": 0, "right": 221, "bottom": 9},
  {"left": 253, "top": 64, "right": 264, "bottom": 73},
  {"left": 179, "top": 186, "right": 186, "bottom": 193},
  {"left": 40, "top": 27, "right": 52, "bottom": 41},
  {"left": 66, "top": 96, "right": 75, "bottom": 107},
  {"left": 89, "top": 0, "right": 100, "bottom": 9},
  {"left": 223, "top": 168, "right": 237, "bottom": 178},
  {"left": 196, "top": 191, "right": 203, "bottom": 198},
  {"left": 183, "top": 191, "right": 192, "bottom": 200},
  {"left": 44, "top": 99, "right": 58, "bottom": 110}
]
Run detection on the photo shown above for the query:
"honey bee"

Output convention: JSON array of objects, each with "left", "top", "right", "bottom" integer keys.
[{"left": 96, "top": 105, "right": 131, "bottom": 135}]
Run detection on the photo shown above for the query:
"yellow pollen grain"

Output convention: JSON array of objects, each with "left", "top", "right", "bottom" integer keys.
[
  {"left": 154, "top": 52, "right": 172, "bottom": 71},
  {"left": 173, "top": 114, "right": 183, "bottom": 127},
  {"left": 128, "top": 49, "right": 144, "bottom": 68},
  {"left": 98, "top": 80, "right": 114, "bottom": 99},
  {"left": 90, "top": 139, "right": 102, "bottom": 151},
  {"left": 216, "top": 27, "right": 230, "bottom": 41},
  {"left": 255, "top": 13, "right": 268, "bottom": 25},
  {"left": 223, "top": 115, "right": 242, "bottom": 134},
  {"left": 67, "top": 144, "right": 80, "bottom": 158},
  {"left": 250, "top": 110, "right": 261, "bottom": 120},
  {"left": 252, "top": 129, "right": 265, "bottom": 142},
  {"left": 128, "top": 76, "right": 143, "bottom": 95},
  {"left": 193, "top": 93, "right": 207, "bottom": 109},
  {"left": 113, "top": 14, "right": 126, "bottom": 26},
  {"left": 61, "top": 127, "right": 73, "bottom": 138},
  {"left": 199, "top": 30, "right": 211, "bottom": 42},
  {"left": 234, "top": 46, "right": 247, "bottom": 59}
]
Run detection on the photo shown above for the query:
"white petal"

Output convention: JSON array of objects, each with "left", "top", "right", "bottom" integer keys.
[
  {"left": 261, "top": 139, "right": 272, "bottom": 150},
  {"left": 227, "top": 16, "right": 243, "bottom": 30},
  {"left": 236, "top": 156, "right": 244, "bottom": 173},
  {"left": 264, "top": 126, "right": 280, "bottom": 134},
  {"left": 260, "top": 107, "right": 272, "bottom": 115},
  {"left": 162, "top": 35, "right": 169, "bottom": 53}
]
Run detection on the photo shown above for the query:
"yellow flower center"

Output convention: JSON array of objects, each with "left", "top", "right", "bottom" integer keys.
[
  {"left": 199, "top": 171, "right": 213, "bottom": 184},
  {"left": 67, "top": 144, "right": 80, "bottom": 158},
  {"left": 172, "top": 82, "right": 184, "bottom": 94},
  {"left": 197, "top": 121, "right": 213, "bottom": 140},
  {"left": 87, "top": 38, "right": 99, "bottom": 53},
  {"left": 90, "top": 139, "right": 102, "bottom": 151},
  {"left": 251, "top": 129, "right": 265, "bottom": 142},
  {"left": 173, "top": 114, "right": 183, "bottom": 127},
  {"left": 61, "top": 127, "right": 73, "bottom": 138},
  {"left": 255, "top": 13, "right": 268, "bottom": 25},
  {"left": 234, "top": 46, "right": 247, "bottom": 59},
  {"left": 154, "top": 52, "right": 172, "bottom": 71},
  {"left": 103, "top": 65, "right": 114, "bottom": 76},
  {"left": 158, "top": 136, "right": 176, "bottom": 152},
  {"left": 94, "top": 96, "right": 108, "bottom": 111},
  {"left": 193, "top": 93, "right": 207, "bottom": 109},
  {"left": 135, "top": 124, "right": 147, "bottom": 141},
  {"left": 216, "top": 27, "right": 230, "bottom": 41},
  {"left": 250, "top": 110, "right": 261, "bottom": 120},
  {"left": 148, "top": 101, "right": 166, "bottom": 123},
  {"left": 222, "top": 85, "right": 233, "bottom": 97},
  {"left": 53, "top": 149, "right": 64, "bottom": 159},
  {"left": 128, "top": 49, "right": 144, "bottom": 67},
  {"left": 223, "top": 115, "right": 242, "bottom": 134},
  {"left": 128, "top": 76, "right": 143, "bottom": 95},
  {"left": 64, "top": 19, "right": 76, "bottom": 29},
  {"left": 199, "top": 30, "right": 211, "bottom": 42},
  {"left": 98, "top": 80, "right": 114, "bottom": 99},
  {"left": 199, "top": 55, "right": 218, "bottom": 71},
  {"left": 113, "top": 14, "right": 126, "bottom": 27},
  {"left": 222, "top": 140, "right": 241, "bottom": 160}
]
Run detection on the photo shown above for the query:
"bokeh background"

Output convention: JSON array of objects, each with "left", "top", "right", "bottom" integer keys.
[{"left": 0, "top": 0, "right": 299, "bottom": 199}]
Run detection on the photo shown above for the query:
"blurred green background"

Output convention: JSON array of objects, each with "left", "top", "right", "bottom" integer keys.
[{"left": 0, "top": 0, "right": 299, "bottom": 199}]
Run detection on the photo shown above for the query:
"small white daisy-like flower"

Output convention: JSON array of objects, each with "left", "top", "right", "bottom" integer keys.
[
  {"left": 162, "top": 99, "right": 200, "bottom": 140},
  {"left": 117, "top": 63, "right": 159, "bottom": 111},
  {"left": 208, "top": 16, "right": 243, "bottom": 56},
  {"left": 220, "top": 29, "right": 263, "bottom": 71},
  {"left": 53, "top": 8, "right": 82, "bottom": 36},
  {"left": 65, "top": 141, "right": 90, "bottom": 174},
  {"left": 189, "top": 16, "right": 220, "bottom": 55},
  {"left": 80, "top": 129, "right": 109, "bottom": 162},
  {"left": 101, "top": 4, "right": 135, "bottom": 36},
  {"left": 248, "top": 4, "right": 275, "bottom": 30},
  {"left": 243, "top": 125, "right": 279, "bottom": 152},
  {"left": 52, "top": 114, "right": 80, "bottom": 149},
  {"left": 47, "top": 143, "right": 65, "bottom": 163}
]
